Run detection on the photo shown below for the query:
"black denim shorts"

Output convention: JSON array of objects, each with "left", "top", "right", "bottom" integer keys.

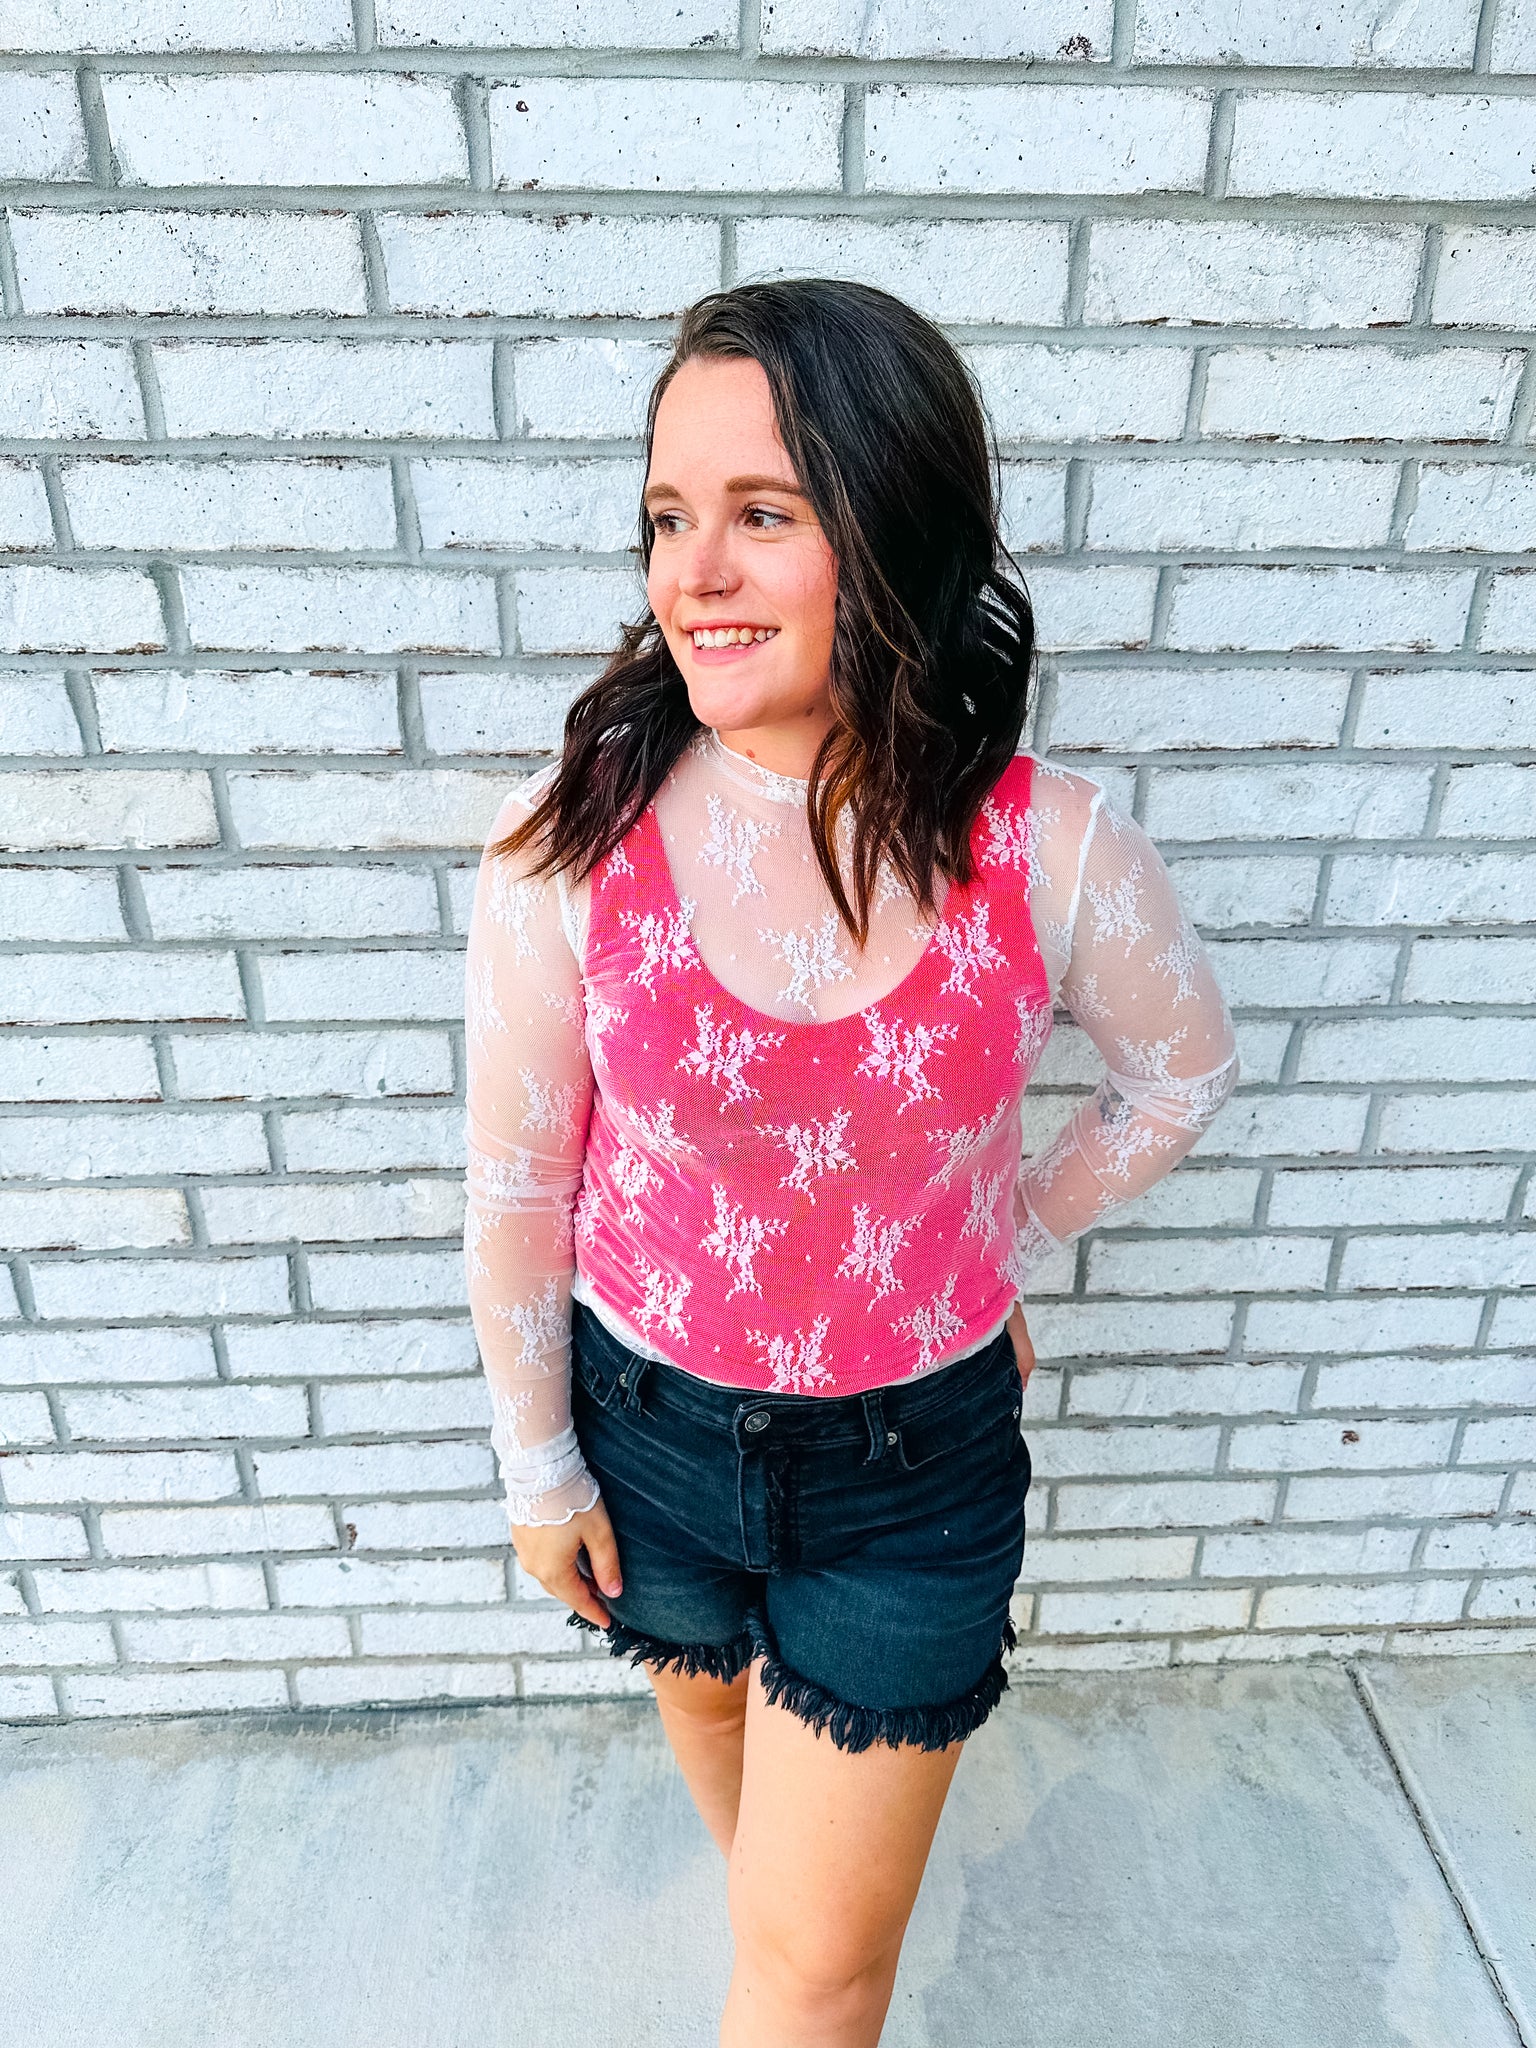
[{"left": 566, "top": 1295, "right": 1033, "bottom": 1754}]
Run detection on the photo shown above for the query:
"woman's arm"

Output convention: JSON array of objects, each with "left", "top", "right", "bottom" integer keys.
[
  {"left": 463, "top": 779, "right": 603, "bottom": 1535},
  {"left": 1008, "top": 779, "right": 1240, "bottom": 1288}
]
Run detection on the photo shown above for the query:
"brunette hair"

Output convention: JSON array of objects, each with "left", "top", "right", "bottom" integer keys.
[{"left": 493, "top": 276, "right": 1035, "bottom": 941}]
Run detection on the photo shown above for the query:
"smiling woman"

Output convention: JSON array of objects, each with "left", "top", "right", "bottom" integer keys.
[{"left": 462, "top": 280, "right": 1238, "bottom": 2048}]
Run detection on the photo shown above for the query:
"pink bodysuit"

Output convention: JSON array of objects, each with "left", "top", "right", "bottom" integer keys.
[{"left": 464, "top": 728, "right": 1240, "bottom": 1527}]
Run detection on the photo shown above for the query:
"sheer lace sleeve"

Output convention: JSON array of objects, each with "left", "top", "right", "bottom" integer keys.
[
  {"left": 464, "top": 771, "right": 599, "bottom": 1529},
  {"left": 1008, "top": 769, "right": 1240, "bottom": 1287}
]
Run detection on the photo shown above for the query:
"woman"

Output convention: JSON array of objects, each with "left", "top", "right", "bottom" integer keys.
[{"left": 464, "top": 279, "right": 1238, "bottom": 2046}]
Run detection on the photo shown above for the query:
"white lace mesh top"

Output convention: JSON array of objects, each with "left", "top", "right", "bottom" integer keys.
[{"left": 465, "top": 728, "right": 1239, "bottom": 1527}]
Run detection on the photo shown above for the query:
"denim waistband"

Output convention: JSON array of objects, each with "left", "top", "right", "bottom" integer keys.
[{"left": 571, "top": 1295, "right": 1015, "bottom": 1454}]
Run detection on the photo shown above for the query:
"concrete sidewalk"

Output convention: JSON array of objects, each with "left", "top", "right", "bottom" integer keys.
[{"left": 2, "top": 1651, "right": 1532, "bottom": 2048}]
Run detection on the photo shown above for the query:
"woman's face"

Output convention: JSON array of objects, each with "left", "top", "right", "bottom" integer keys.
[{"left": 644, "top": 355, "right": 839, "bottom": 743}]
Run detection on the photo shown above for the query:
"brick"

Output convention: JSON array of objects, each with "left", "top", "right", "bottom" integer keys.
[
  {"left": 0, "top": 1186, "right": 189, "bottom": 1251},
  {"left": 0, "top": 2, "right": 354, "bottom": 50},
  {"left": 0, "top": 869, "right": 124, "bottom": 945},
  {"left": 1037, "top": 1585, "right": 1250, "bottom": 1634},
  {"left": 254, "top": 1440, "right": 489, "bottom": 1497},
  {"left": 0, "top": 1511, "right": 89, "bottom": 1559},
  {"left": 1327, "top": 852, "right": 1536, "bottom": 926},
  {"left": 735, "top": 217, "right": 1070, "bottom": 322},
  {"left": 0, "top": 1326, "right": 216, "bottom": 1386},
  {"left": 0, "top": 1674, "right": 56, "bottom": 1715},
  {"left": 154, "top": 339, "right": 494, "bottom": 440},
  {"left": 1298, "top": 1016, "right": 1536, "bottom": 1084},
  {"left": 1166, "top": 567, "right": 1473, "bottom": 654},
  {"left": 11, "top": 209, "right": 367, "bottom": 317},
  {"left": 761, "top": 0, "right": 1109, "bottom": 55},
  {"left": 1271, "top": 1167, "right": 1515, "bottom": 1229},
  {"left": 1256, "top": 1579, "right": 1467, "bottom": 1629},
  {"left": 1203, "top": 1526, "right": 1418, "bottom": 1580},
  {"left": 33, "top": 1560, "right": 267, "bottom": 1612},
  {"left": 0, "top": 340, "right": 142, "bottom": 439},
  {"left": 103, "top": 73, "right": 467, "bottom": 188},
  {"left": 1461, "top": 1413, "right": 1536, "bottom": 1463},
  {"left": 376, "top": 212, "right": 716, "bottom": 318},
  {"left": 1116, "top": 1169, "right": 1262, "bottom": 1232},
  {"left": 1201, "top": 347, "right": 1520, "bottom": 443},
  {"left": 228, "top": 768, "right": 506, "bottom": 848},
  {"left": 63, "top": 1381, "right": 307, "bottom": 1442},
  {"left": 1322, "top": 1350, "right": 1530, "bottom": 1410},
  {"left": 1, "top": 949, "right": 244, "bottom": 1025},
  {"left": 1493, "top": 0, "right": 1536, "bottom": 68},
  {"left": 273, "top": 1554, "right": 500, "bottom": 1603},
  {"left": 1469, "top": 1579, "right": 1536, "bottom": 1621},
  {"left": 1085, "top": 460, "right": 1397, "bottom": 553},
  {"left": 0, "top": 567, "right": 165, "bottom": 657},
  {"left": 1084, "top": 221, "right": 1421, "bottom": 329},
  {"left": 29, "top": 1255, "right": 291, "bottom": 1322},
  {"left": 1438, "top": 763, "right": 1536, "bottom": 838},
  {"left": 1087, "top": 1235, "right": 1330, "bottom": 1295},
  {"left": 864, "top": 85, "right": 1210, "bottom": 195},
  {"left": 0, "top": 1448, "right": 238, "bottom": 1505},
  {"left": 489, "top": 79, "right": 840, "bottom": 193},
  {"left": 999, "top": 464, "right": 1067, "bottom": 554},
  {"left": 1028, "top": 1424, "right": 1223, "bottom": 1479},
  {"left": 517, "top": 565, "right": 649, "bottom": 654},
  {"left": 0, "top": 673, "right": 81, "bottom": 755},
  {"left": 1052, "top": 670, "right": 1349, "bottom": 753},
  {"left": 202, "top": 1177, "right": 463, "bottom": 1245},
  {"left": 513, "top": 338, "right": 670, "bottom": 439},
  {"left": 1404, "top": 937, "right": 1536, "bottom": 1006},
  {"left": 182, "top": 567, "right": 499, "bottom": 655},
  {"left": 1242, "top": 1295, "right": 1483, "bottom": 1353},
  {"left": 1051, "top": 1478, "right": 1276, "bottom": 1530},
  {"left": 0, "top": 1390, "right": 54, "bottom": 1444},
  {"left": 171, "top": 1028, "right": 453, "bottom": 1101},
  {"left": 967, "top": 344, "right": 1191, "bottom": 441},
  {"left": 1356, "top": 670, "right": 1536, "bottom": 748},
  {"left": 1136, "top": 0, "right": 1479, "bottom": 63},
  {"left": 1160, "top": 854, "right": 1321, "bottom": 929},
  {"left": 1230, "top": 1415, "right": 1458, "bottom": 1472},
  {"left": 1143, "top": 762, "right": 1431, "bottom": 842},
  {"left": 0, "top": 462, "right": 54, "bottom": 549},
  {"left": 1025, "top": 1532, "right": 1197, "bottom": 1581},
  {"left": 521, "top": 1658, "right": 652, "bottom": 1698},
  {"left": 1483, "top": 571, "right": 1536, "bottom": 652},
  {"left": 1025, "top": 567, "right": 1158, "bottom": 651},
  {"left": 1283, "top": 1471, "right": 1503, "bottom": 1519},
  {"left": 411, "top": 457, "right": 640, "bottom": 553},
  {"left": 358, "top": 1607, "right": 567, "bottom": 1658},
  {"left": 122, "top": 1612, "right": 351, "bottom": 1663},
  {"left": 100, "top": 1502, "right": 334, "bottom": 1556},
  {"left": 1341, "top": 1232, "right": 1536, "bottom": 1292},
  {"left": 1432, "top": 229, "right": 1536, "bottom": 327},
  {"left": 1228, "top": 93, "right": 1536, "bottom": 203},
  {"left": 383, "top": 0, "right": 734, "bottom": 40},
  {"left": 1066, "top": 1361, "right": 1299, "bottom": 1417},
  {"left": 294, "top": 1658, "right": 521, "bottom": 1707},
  {"left": 0, "top": 70, "right": 88, "bottom": 179},
  {"left": 64, "top": 460, "right": 398, "bottom": 554},
  {"left": 418, "top": 672, "right": 578, "bottom": 756},
  {"left": 1027, "top": 1299, "right": 1234, "bottom": 1358},
  {"left": 255, "top": 948, "right": 464, "bottom": 1023},
  {"left": 142, "top": 863, "right": 435, "bottom": 940},
  {"left": 306, "top": 1248, "right": 466, "bottom": 1312},
  {"left": 0, "top": 769, "right": 216, "bottom": 850},
  {"left": 1378, "top": 1092, "right": 1536, "bottom": 1157},
  {"left": 320, "top": 1375, "right": 486, "bottom": 1436},
  {"left": 1407, "top": 466, "right": 1536, "bottom": 554},
  {"left": 342, "top": 1499, "right": 506, "bottom": 1549},
  {"left": 67, "top": 1668, "right": 288, "bottom": 1715},
  {"left": 1205, "top": 937, "right": 1396, "bottom": 1008},
  {"left": 223, "top": 1317, "right": 476, "bottom": 1379},
  {"left": 0, "top": 1616, "right": 114, "bottom": 1665}
]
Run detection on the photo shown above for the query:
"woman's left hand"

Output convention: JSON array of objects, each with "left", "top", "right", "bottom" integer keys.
[{"left": 1006, "top": 1302, "right": 1036, "bottom": 1392}]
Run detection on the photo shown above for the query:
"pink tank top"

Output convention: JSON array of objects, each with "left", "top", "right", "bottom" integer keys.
[{"left": 573, "top": 752, "right": 1053, "bottom": 1395}]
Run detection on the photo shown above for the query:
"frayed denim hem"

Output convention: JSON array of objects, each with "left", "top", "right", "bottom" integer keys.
[
  {"left": 746, "top": 1611, "right": 1019, "bottom": 1755},
  {"left": 565, "top": 1609, "right": 755, "bottom": 1684}
]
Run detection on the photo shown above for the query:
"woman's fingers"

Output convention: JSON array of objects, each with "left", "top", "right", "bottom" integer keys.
[
  {"left": 510, "top": 1504, "right": 621, "bottom": 1629},
  {"left": 551, "top": 1558, "right": 611, "bottom": 1631},
  {"left": 580, "top": 1502, "right": 624, "bottom": 1599}
]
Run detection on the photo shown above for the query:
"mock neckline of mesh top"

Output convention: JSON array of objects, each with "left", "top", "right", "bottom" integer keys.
[{"left": 699, "top": 725, "right": 811, "bottom": 807}]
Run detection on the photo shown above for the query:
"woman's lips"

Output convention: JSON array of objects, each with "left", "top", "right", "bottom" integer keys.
[{"left": 683, "top": 626, "right": 780, "bottom": 665}]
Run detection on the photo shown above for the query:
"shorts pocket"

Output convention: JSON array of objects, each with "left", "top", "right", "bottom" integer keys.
[
  {"left": 894, "top": 1343, "right": 1022, "bottom": 1474},
  {"left": 570, "top": 1308, "right": 632, "bottom": 1411}
]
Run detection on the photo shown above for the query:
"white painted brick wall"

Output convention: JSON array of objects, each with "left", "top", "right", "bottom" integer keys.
[{"left": 0, "top": 13, "right": 1532, "bottom": 1723}]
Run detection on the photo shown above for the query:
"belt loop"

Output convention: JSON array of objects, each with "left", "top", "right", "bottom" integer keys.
[
  {"left": 861, "top": 1388, "right": 887, "bottom": 1464},
  {"left": 620, "top": 1350, "right": 654, "bottom": 1414}
]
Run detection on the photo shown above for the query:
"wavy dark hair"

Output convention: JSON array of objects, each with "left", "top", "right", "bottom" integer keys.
[{"left": 493, "top": 276, "right": 1035, "bottom": 943}]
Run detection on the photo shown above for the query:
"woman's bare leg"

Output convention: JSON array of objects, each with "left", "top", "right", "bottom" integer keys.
[
  {"left": 648, "top": 1662, "right": 751, "bottom": 1854},
  {"left": 721, "top": 1662, "right": 965, "bottom": 2047}
]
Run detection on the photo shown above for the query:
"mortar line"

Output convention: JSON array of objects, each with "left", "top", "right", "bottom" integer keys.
[
  {"left": 457, "top": 72, "right": 492, "bottom": 191},
  {"left": 1348, "top": 1662, "right": 1531, "bottom": 2048},
  {"left": 0, "top": 207, "right": 21, "bottom": 316},
  {"left": 1472, "top": 0, "right": 1500, "bottom": 71},
  {"left": 840, "top": 83, "right": 865, "bottom": 197},
  {"left": 352, "top": 0, "right": 378, "bottom": 54},
  {"left": 74, "top": 62, "right": 116, "bottom": 187}
]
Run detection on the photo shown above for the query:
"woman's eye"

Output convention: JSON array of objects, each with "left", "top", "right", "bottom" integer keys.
[
  {"left": 652, "top": 512, "right": 685, "bottom": 534},
  {"left": 746, "top": 506, "right": 791, "bottom": 530}
]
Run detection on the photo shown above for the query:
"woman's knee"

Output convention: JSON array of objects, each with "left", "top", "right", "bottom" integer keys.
[{"left": 727, "top": 1904, "right": 900, "bottom": 2021}]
